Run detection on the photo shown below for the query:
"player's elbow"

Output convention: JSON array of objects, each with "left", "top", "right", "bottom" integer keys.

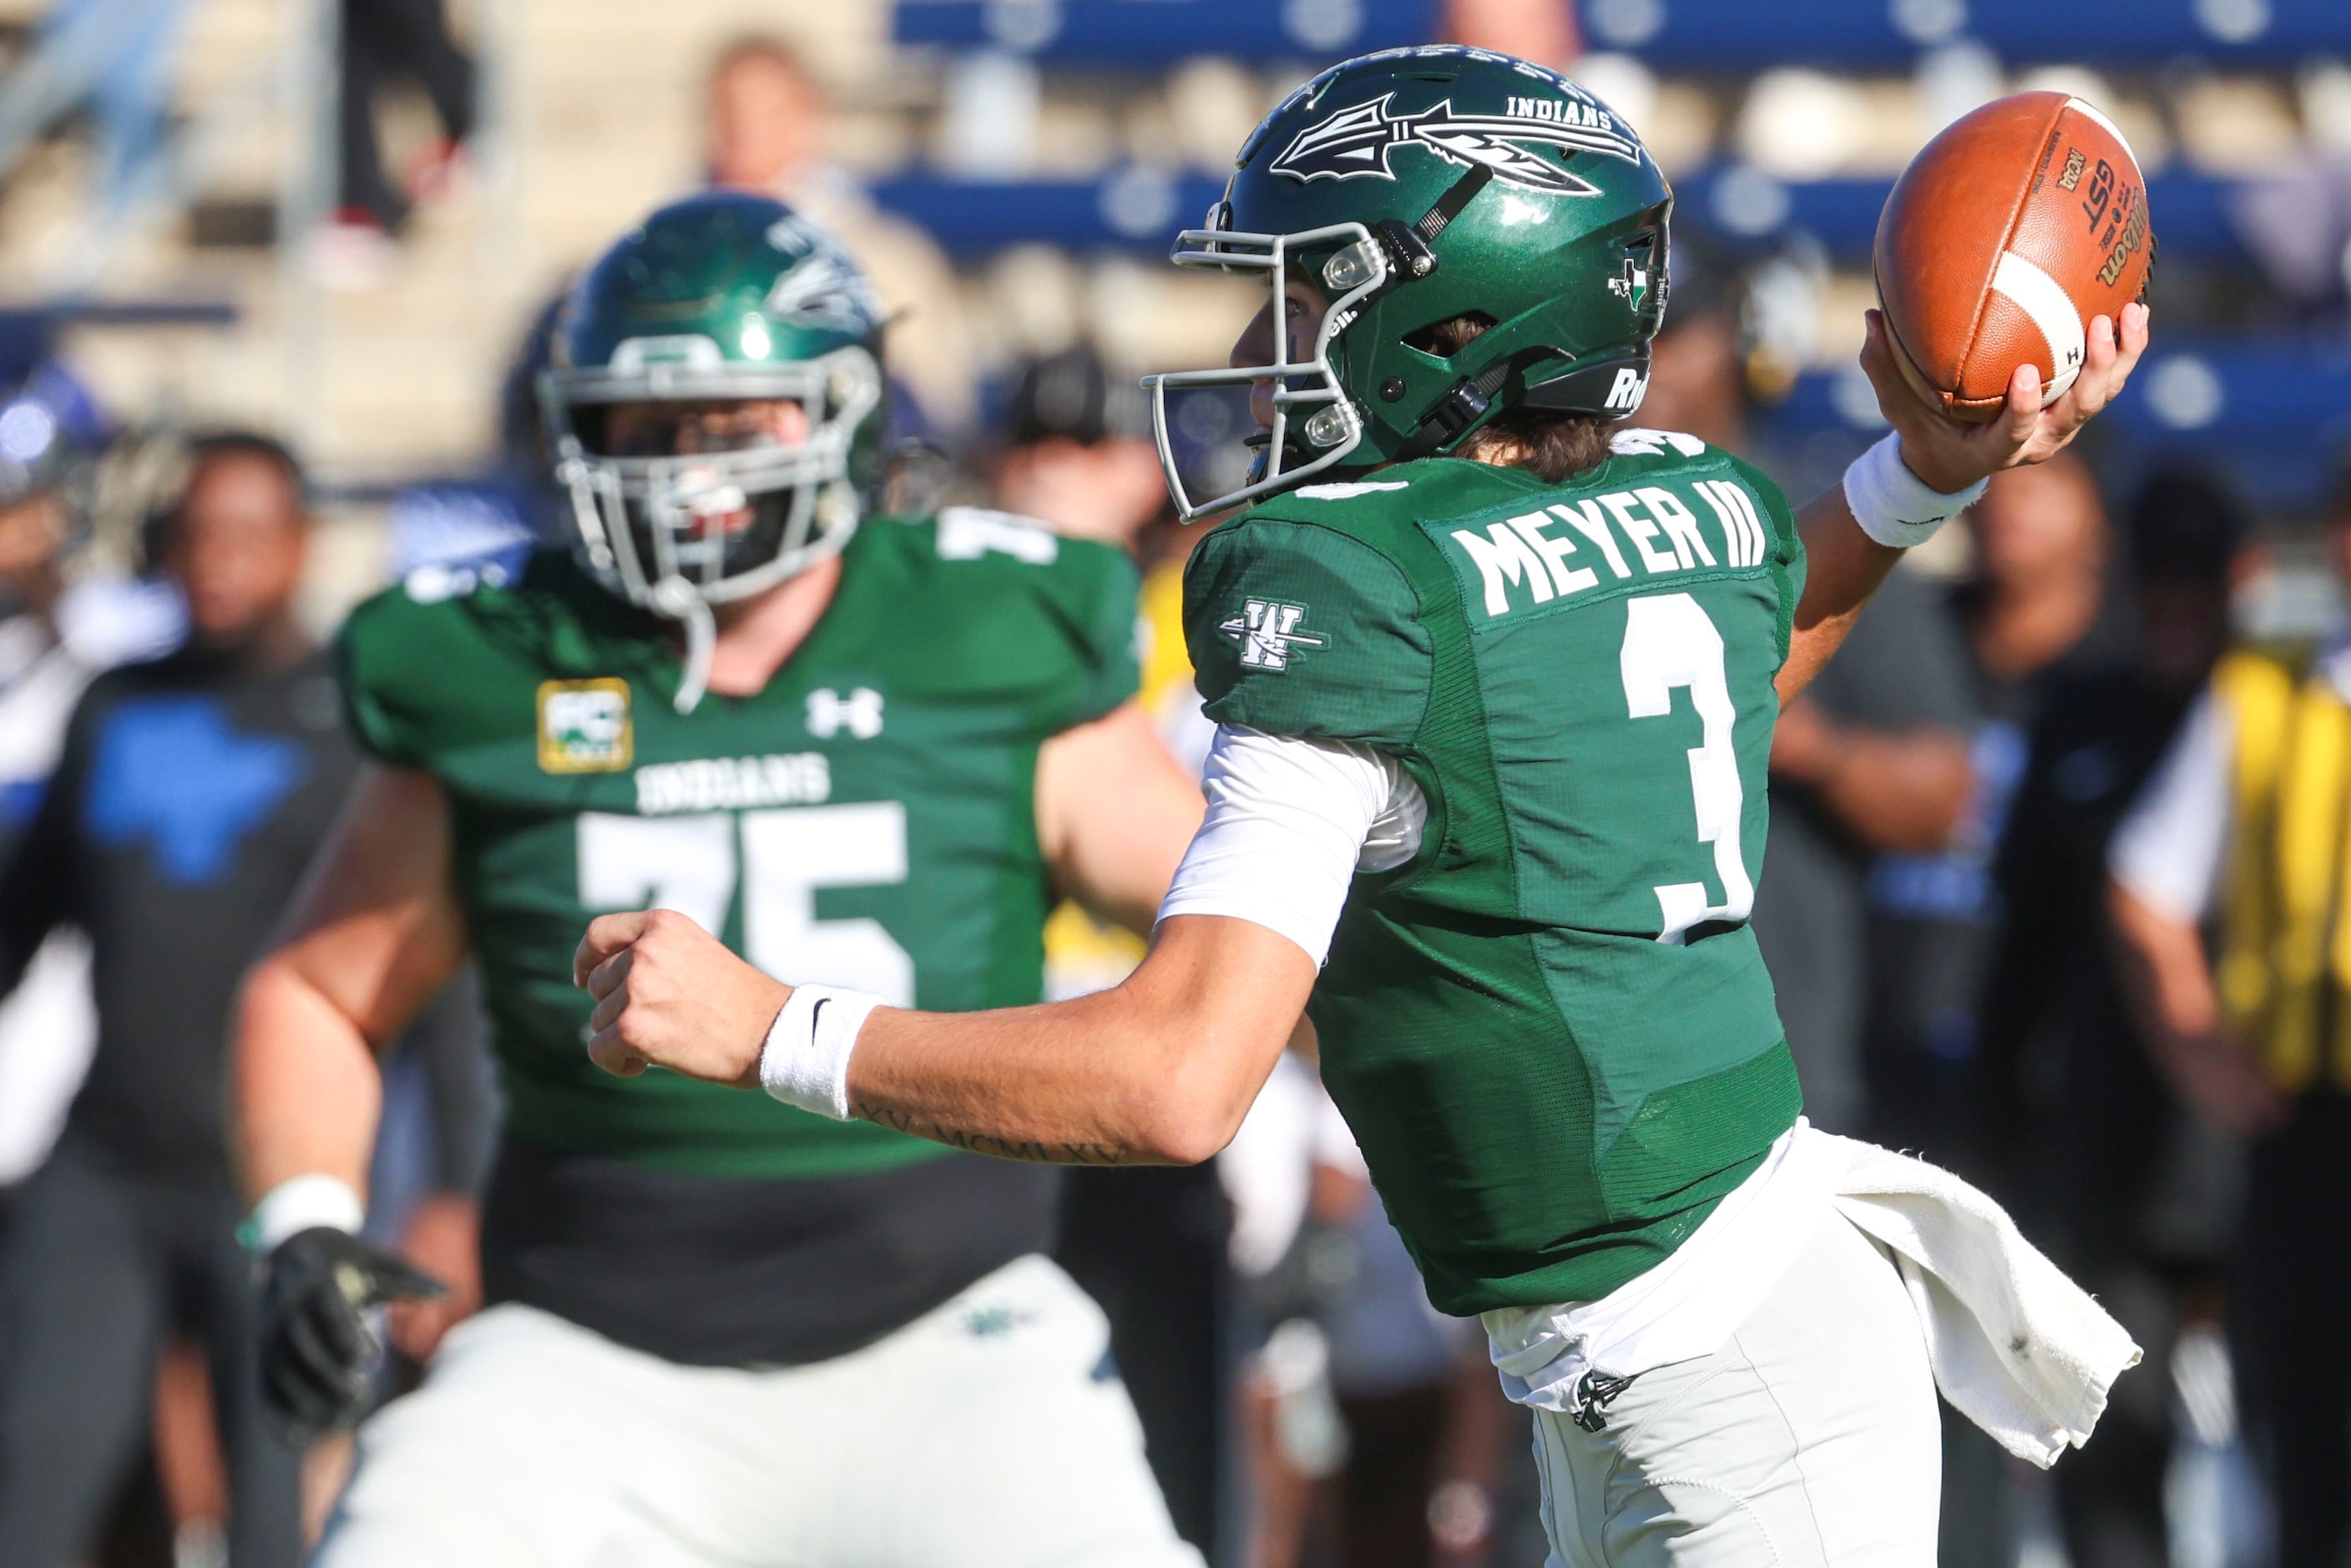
[
  {"left": 1107, "top": 918, "right": 1308, "bottom": 1164},
  {"left": 1129, "top": 1039, "right": 1261, "bottom": 1166},
  {"left": 1130, "top": 1095, "right": 1241, "bottom": 1167}
]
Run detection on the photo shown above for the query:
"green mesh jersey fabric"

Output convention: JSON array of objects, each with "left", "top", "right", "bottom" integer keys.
[
  {"left": 1184, "top": 435, "right": 1807, "bottom": 1314},
  {"left": 341, "top": 511, "right": 1140, "bottom": 1180}
]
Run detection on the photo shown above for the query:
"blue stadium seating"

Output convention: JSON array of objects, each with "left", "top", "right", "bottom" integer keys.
[
  {"left": 868, "top": 167, "right": 2246, "bottom": 265},
  {"left": 1762, "top": 340, "right": 2351, "bottom": 509},
  {"left": 893, "top": 0, "right": 2351, "bottom": 69}
]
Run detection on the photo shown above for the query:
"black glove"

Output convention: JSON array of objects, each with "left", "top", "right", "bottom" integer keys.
[{"left": 259, "top": 1226, "right": 447, "bottom": 1445}]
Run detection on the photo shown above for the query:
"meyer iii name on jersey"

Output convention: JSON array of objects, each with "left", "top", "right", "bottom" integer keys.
[
  {"left": 339, "top": 511, "right": 1139, "bottom": 1361},
  {"left": 1186, "top": 432, "right": 1803, "bottom": 1315}
]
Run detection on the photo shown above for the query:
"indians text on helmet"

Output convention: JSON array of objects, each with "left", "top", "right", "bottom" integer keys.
[
  {"left": 1270, "top": 93, "right": 1639, "bottom": 195},
  {"left": 762, "top": 215, "right": 883, "bottom": 333}
]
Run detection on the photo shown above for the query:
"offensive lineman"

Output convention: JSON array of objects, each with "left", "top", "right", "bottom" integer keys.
[
  {"left": 580, "top": 50, "right": 2152, "bottom": 1564},
  {"left": 231, "top": 192, "right": 1206, "bottom": 1565}
]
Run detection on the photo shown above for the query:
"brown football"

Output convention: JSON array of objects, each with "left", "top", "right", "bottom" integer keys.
[{"left": 1875, "top": 91, "right": 2154, "bottom": 423}]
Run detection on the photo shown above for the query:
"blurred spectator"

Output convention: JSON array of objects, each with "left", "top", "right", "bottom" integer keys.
[
  {"left": 311, "top": 0, "right": 476, "bottom": 283},
  {"left": 1319, "top": 1183, "right": 1511, "bottom": 1568},
  {"left": 1757, "top": 575, "right": 1977, "bottom": 1136},
  {"left": 706, "top": 36, "right": 978, "bottom": 435},
  {"left": 1861, "top": 453, "right": 2117, "bottom": 1568},
  {"left": 0, "top": 406, "right": 102, "bottom": 1203},
  {"left": 488, "top": 286, "right": 572, "bottom": 531},
  {"left": 0, "top": 373, "right": 178, "bottom": 1197},
  {"left": 1636, "top": 306, "right": 1746, "bottom": 454},
  {"left": 991, "top": 347, "right": 1167, "bottom": 549},
  {"left": 1868, "top": 454, "right": 2117, "bottom": 1165},
  {"left": 1232, "top": 1072, "right": 1517, "bottom": 1568},
  {"left": 1442, "top": 0, "right": 1577, "bottom": 65},
  {"left": 2108, "top": 472, "right": 2351, "bottom": 1568},
  {"left": 0, "top": 432, "right": 353, "bottom": 1568},
  {"left": 1984, "top": 468, "right": 2253, "bottom": 1568},
  {"left": 0, "top": 0, "right": 191, "bottom": 214}
]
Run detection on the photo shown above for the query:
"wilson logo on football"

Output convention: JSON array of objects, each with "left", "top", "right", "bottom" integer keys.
[{"left": 1270, "top": 94, "right": 1638, "bottom": 195}]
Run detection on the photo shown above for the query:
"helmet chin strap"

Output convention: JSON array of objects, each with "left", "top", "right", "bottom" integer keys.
[{"left": 649, "top": 575, "right": 716, "bottom": 714}]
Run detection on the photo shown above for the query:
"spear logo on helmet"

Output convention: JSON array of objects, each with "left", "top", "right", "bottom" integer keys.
[{"left": 1269, "top": 94, "right": 1640, "bottom": 195}]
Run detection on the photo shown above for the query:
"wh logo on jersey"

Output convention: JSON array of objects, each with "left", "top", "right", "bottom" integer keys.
[
  {"left": 806, "top": 686, "right": 885, "bottom": 739},
  {"left": 1270, "top": 94, "right": 1639, "bottom": 196},
  {"left": 537, "top": 679, "right": 632, "bottom": 774},
  {"left": 1222, "top": 600, "right": 1327, "bottom": 670}
]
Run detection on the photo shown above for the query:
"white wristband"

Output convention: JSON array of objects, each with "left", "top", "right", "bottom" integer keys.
[
  {"left": 1841, "top": 432, "right": 1987, "bottom": 549},
  {"left": 759, "top": 984, "right": 887, "bottom": 1120},
  {"left": 247, "top": 1173, "right": 366, "bottom": 1252}
]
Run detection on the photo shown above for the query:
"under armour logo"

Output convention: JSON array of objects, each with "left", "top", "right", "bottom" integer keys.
[
  {"left": 1219, "top": 600, "right": 1327, "bottom": 671},
  {"left": 806, "top": 686, "right": 884, "bottom": 739}
]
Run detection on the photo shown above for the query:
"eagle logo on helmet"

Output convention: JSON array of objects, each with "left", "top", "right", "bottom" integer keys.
[{"left": 1270, "top": 94, "right": 1640, "bottom": 196}]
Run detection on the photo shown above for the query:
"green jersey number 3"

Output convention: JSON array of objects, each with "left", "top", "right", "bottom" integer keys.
[
  {"left": 579, "top": 805, "right": 916, "bottom": 1003},
  {"left": 1620, "top": 592, "right": 1755, "bottom": 944}
]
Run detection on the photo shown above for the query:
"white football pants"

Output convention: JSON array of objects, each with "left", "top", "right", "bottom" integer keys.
[
  {"left": 316, "top": 1254, "right": 1203, "bottom": 1568},
  {"left": 1531, "top": 1212, "right": 1943, "bottom": 1566}
]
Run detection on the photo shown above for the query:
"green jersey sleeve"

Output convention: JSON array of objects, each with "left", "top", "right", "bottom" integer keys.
[
  {"left": 1181, "top": 513, "right": 1432, "bottom": 749},
  {"left": 1040, "top": 531, "right": 1145, "bottom": 731},
  {"left": 902, "top": 510, "right": 1142, "bottom": 735},
  {"left": 335, "top": 552, "right": 558, "bottom": 773},
  {"left": 337, "top": 579, "right": 453, "bottom": 770}
]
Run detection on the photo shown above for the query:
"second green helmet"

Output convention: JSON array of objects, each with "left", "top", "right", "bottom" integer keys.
[
  {"left": 1145, "top": 46, "right": 1672, "bottom": 518},
  {"left": 540, "top": 190, "right": 888, "bottom": 616}
]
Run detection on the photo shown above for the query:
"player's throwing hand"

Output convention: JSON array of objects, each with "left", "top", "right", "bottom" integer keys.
[
  {"left": 1859, "top": 302, "right": 2149, "bottom": 495},
  {"left": 574, "top": 908, "right": 787, "bottom": 1089}
]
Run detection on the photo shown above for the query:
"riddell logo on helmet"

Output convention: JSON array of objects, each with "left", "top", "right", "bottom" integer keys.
[
  {"left": 1604, "top": 368, "right": 1649, "bottom": 411},
  {"left": 1269, "top": 94, "right": 1640, "bottom": 195}
]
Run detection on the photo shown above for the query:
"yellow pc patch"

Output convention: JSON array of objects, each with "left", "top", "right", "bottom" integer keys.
[{"left": 537, "top": 679, "right": 633, "bottom": 773}]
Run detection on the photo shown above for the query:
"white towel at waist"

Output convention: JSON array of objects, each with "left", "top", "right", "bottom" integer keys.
[{"left": 1482, "top": 1121, "right": 2142, "bottom": 1468}]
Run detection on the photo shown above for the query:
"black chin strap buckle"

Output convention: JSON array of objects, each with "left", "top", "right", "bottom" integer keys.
[
  {"left": 1420, "top": 379, "right": 1492, "bottom": 443},
  {"left": 1367, "top": 159, "right": 1494, "bottom": 289},
  {"left": 1401, "top": 357, "right": 1515, "bottom": 460},
  {"left": 1373, "top": 219, "right": 1436, "bottom": 282}
]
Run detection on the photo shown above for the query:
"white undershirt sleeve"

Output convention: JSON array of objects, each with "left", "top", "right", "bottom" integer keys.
[
  {"left": 2108, "top": 690, "right": 2235, "bottom": 925},
  {"left": 1155, "top": 724, "right": 1426, "bottom": 968}
]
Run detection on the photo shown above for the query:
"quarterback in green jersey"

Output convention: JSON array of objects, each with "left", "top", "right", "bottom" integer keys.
[
  {"left": 588, "top": 49, "right": 2151, "bottom": 1565},
  {"left": 230, "top": 193, "right": 1206, "bottom": 1566}
]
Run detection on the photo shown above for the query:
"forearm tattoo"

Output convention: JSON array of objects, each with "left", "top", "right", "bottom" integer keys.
[{"left": 850, "top": 1102, "right": 1128, "bottom": 1166}]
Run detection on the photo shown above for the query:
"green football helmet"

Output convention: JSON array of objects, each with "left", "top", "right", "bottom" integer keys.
[
  {"left": 540, "top": 191, "right": 887, "bottom": 705},
  {"left": 1145, "top": 46, "right": 1672, "bottom": 518}
]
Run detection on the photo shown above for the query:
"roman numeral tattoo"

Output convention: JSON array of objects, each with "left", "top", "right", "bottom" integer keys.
[{"left": 849, "top": 1102, "right": 1127, "bottom": 1166}]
